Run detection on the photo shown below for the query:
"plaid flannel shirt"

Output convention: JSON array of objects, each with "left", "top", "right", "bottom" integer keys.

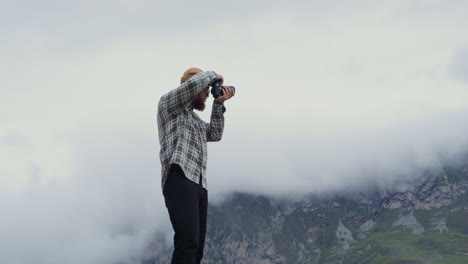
[{"left": 157, "top": 71, "right": 225, "bottom": 190}]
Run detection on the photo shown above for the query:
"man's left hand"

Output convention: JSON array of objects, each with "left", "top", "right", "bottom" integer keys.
[{"left": 216, "top": 86, "right": 235, "bottom": 103}]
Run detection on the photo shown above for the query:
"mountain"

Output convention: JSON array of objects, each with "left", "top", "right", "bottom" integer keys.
[{"left": 145, "top": 157, "right": 468, "bottom": 264}]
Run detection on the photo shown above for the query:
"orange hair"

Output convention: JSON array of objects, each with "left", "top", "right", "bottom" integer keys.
[{"left": 180, "top": 67, "right": 203, "bottom": 84}]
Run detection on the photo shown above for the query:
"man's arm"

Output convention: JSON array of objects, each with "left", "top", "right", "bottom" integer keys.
[
  {"left": 206, "top": 100, "right": 225, "bottom": 142},
  {"left": 160, "top": 71, "right": 217, "bottom": 115},
  {"left": 206, "top": 86, "right": 235, "bottom": 142}
]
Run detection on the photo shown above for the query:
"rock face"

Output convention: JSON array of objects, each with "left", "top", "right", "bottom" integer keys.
[
  {"left": 431, "top": 217, "right": 449, "bottom": 233},
  {"left": 146, "top": 160, "right": 468, "bottom": 264},
  {"left": 381, "top": 170, "right": 467, "bottom": 210},
  {"left": 335, "top": 221, "right": 356, "bottom": 250},
  {"left": 392, "top": 212, "right": 425, "bottom": 235}
]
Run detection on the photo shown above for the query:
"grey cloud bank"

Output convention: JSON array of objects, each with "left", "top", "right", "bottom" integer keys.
[{"left": 4, "top": 0, "right": 466, "bottom": 54}]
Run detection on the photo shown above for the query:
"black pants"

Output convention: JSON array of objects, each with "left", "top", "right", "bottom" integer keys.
[{"left": 163, "top": 164, "right": 208, "bottom": 264}]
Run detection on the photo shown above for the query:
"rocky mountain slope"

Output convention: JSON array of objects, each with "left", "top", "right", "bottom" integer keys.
[{"left": 146, "top": 157, "right": 468, "bottom": 264}]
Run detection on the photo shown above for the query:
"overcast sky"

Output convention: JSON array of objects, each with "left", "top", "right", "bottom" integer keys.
[{"left": 1, "top": 0, "right": 468, "bottom": 263}]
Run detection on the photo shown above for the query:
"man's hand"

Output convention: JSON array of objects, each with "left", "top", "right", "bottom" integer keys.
[{"left": 215, "top": 86, "right": 235, "bottom": 103}]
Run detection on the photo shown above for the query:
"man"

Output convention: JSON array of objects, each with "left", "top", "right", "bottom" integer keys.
[{"left": 157, "top": 67, "right": 235, "bottom": 263}]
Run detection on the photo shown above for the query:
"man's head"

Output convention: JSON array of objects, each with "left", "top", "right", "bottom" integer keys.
[{"left": 181, "top": 67, "right": 210, "bottom": 111}]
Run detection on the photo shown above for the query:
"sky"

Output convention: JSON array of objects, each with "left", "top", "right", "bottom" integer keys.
[{"left": 1, "top": 0, "right": 468, "bottom": 263}]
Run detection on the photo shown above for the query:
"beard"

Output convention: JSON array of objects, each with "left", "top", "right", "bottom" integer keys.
[{"left": 192, "top": 97, "right": 206, "bottom": 111}]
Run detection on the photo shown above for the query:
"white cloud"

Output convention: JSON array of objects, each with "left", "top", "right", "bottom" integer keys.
[
  {"left": 0, "top": 127, "right": 169, "bottom": 264},
  {"left": 0, "top": 132, "right": 74, "bottom": 193}
]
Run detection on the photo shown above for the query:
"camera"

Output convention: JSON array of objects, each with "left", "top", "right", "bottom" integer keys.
[{"left": 211, "top": 79, "right": 235, "bottom": 99}]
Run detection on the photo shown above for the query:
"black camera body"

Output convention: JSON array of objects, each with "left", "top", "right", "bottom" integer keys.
[{"left": 211, "top": 79, "right": 235, "bottom": 99}]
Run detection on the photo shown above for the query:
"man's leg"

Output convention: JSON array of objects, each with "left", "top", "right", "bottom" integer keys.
[
  {"left": 197, "top": 187, "right": 208, "bottom": 264},
  {"left": 163, "top": 164, "right": 200, "bottom": 264}
]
